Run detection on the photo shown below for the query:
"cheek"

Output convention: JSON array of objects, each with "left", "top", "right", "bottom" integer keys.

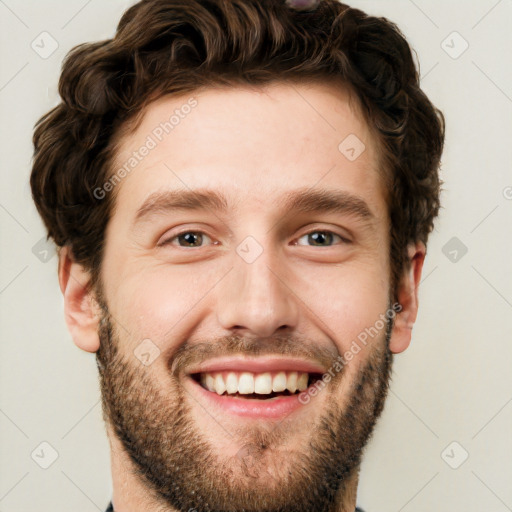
[
  {"left": 105, "top": 245, "right": 390, "bottom": 357},
  {"left": 293, "top": 259, "right": 390, "bottom": 350},
  {"left": 108, "top": 263, "right": 219, "bottom": 348}
]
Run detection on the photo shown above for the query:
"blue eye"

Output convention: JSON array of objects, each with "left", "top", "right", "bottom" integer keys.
[{"left": 296, "top": 230, "right": 348, "bottom": 247}]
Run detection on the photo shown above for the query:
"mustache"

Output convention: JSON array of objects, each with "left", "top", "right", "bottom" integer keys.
[{"left": 168, "top": 334, "right": 340, "bottom": 378}]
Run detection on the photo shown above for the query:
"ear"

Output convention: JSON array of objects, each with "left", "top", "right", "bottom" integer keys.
[
  {"left": 58, "top": 246, "right": 101, "bottom": 353},
  {"left": 389, "top": 242, "right": 426, "bottom": 354}
]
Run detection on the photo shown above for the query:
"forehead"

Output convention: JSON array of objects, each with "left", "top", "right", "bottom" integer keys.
[{"left": 109, "top": 81, "right": 386, "bottom": 218}]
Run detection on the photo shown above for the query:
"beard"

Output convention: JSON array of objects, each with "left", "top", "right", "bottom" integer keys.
[{"left": 95, "top": 297, "right": 394, "bottom": 512}]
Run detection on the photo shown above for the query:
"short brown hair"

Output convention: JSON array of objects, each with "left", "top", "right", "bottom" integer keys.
[{"left": 30, "top": 0, "right": 445, "bottom": 297}]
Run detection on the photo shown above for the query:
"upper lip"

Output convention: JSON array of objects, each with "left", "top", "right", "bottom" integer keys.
[{"left": 187, "top": 356, "right": 326, "bottom": 375}]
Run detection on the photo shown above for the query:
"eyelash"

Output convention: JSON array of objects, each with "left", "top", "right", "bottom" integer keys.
[
  {"left": 296, "top": 229, "right": 351, "bottom": 246},
  {"left": 158, "top": 229, "right": 351, "bottom": 248}
]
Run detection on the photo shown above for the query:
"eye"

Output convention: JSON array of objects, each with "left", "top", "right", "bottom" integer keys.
[
  {"left": 159, "top": 230, "right": 215, "bottom": 248},
  {"left": 295, "top": 230, "right": 349, "bottom": 247},
  {"left": 158, "top": 229, "right": 349, "bottom": 249}
]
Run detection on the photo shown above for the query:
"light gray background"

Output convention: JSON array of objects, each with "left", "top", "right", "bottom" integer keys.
[{"left": 1, "top": 1, "right": 511, "bottom": 511}]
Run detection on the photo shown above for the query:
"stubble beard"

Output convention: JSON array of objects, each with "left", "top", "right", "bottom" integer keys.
[{"left": 95, "top": 300, "right": 394, "bottom": 512}]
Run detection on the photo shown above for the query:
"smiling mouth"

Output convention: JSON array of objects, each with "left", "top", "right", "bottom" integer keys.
[{"left": 190, "top": 370, "right": 322, "bottom": 400}]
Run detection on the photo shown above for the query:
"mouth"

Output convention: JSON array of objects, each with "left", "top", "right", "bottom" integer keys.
[
  {"left": 191, "top": 370, "right": 321, "bottom": 398},
  {"left": 185, "top": 357, "right": 325, "bottom": 419}
]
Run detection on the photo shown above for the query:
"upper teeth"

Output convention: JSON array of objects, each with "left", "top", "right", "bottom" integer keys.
[{"left": 199, "top": 371, "right": 309, "bottom": 395}]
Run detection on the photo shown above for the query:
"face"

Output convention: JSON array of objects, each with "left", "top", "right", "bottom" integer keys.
[{"left": 94, "top": 81, "right": 398, "bottom": 511}]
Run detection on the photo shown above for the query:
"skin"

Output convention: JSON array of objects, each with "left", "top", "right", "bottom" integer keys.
[{"left": 58, "top": 81, "right": 425, "bottom": 512}]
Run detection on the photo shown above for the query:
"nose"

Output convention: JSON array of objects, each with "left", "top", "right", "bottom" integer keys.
[{"left": 215, "top": 245, "right": 299, "bottom": 338}]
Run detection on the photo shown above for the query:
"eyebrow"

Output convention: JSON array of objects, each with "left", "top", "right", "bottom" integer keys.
[
  {"left": 134, "top": 189, "right": 229, "bottom": 223},
  {"left": 133, "top": 187, "right": 376, "bottom": 227}
]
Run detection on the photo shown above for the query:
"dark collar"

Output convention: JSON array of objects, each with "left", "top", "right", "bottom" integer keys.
[{"left": 105, "top": 501, "right": 365, "bottom": 511}]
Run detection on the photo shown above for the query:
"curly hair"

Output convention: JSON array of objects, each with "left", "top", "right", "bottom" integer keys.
[{"left": 30, "top": 0, "right": 445, "bottom": 297}]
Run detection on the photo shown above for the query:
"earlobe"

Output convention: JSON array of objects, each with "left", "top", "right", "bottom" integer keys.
[
  {"left": 58, "top": 247, "right": 101, "bottom": 353},
  {"left": 388, "top": 242, "right": 426, "bottom": 354}
]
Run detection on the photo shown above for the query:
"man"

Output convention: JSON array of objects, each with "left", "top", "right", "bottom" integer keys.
[{"left": 30, "top": 0, "right": 445, "bottom": 510}]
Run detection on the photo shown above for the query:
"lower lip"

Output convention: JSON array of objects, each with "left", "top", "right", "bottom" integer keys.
[{"left": 187, "top": 377, "right": 310, "bottom": 419}]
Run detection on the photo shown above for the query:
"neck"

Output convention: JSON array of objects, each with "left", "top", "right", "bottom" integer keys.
[
  {"left": 108, "top": 426, "right": 360, "bottom": 512},
  {"left": 108, "top": 426, "right": 168, "bottom": 511},
  {"left": 335, "top": 468, "right": 360, "bottom": 512}
]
